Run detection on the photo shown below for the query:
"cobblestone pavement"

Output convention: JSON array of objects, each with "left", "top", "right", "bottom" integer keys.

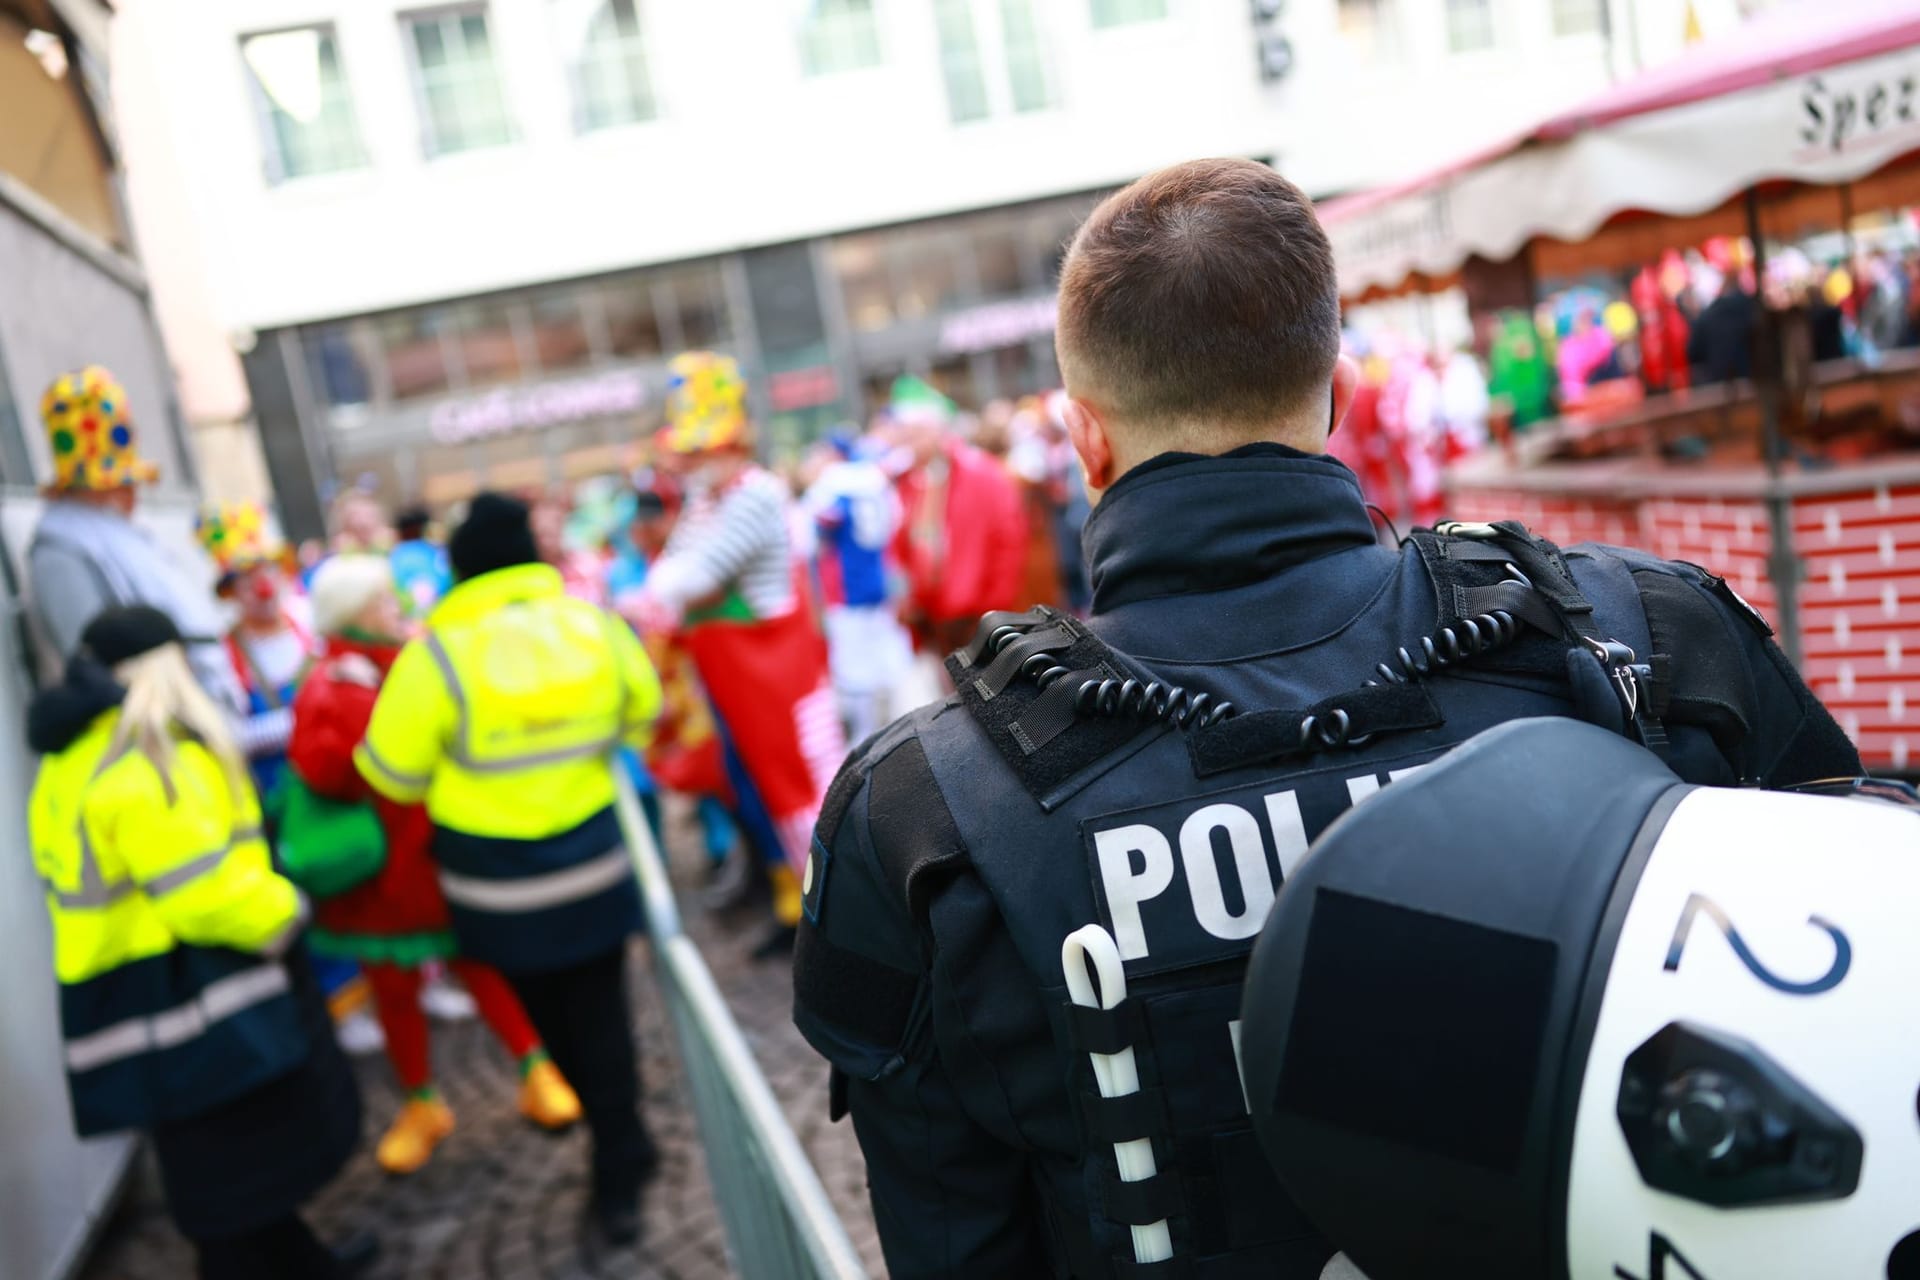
[{"left": 79, "top": 812, "right": 886, "bottom": 1280}]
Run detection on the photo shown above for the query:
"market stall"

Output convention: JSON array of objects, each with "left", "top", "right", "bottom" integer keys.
[{"left": 1320, "top": 0, "right": 1920, "bottom": 771}]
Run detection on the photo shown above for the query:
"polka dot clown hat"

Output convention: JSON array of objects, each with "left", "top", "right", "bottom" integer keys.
[
  {"left": 661, "top": 352, "right": 750, "bottom": 455},
  {"left": 41, "top": 366, "right": 159, "bottom": 491},
  {"left": 196, "top": 502, "right": 280, "bottom": 578}
]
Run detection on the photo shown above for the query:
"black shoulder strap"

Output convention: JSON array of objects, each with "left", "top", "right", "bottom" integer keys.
[
  {"left": 1421, "top": 521, "right": 1670, "bottom": 748},
  {"left": 945, "top": 607, "right": 1149, "bottom": 805}
]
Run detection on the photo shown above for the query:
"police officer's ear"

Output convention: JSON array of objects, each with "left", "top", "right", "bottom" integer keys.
[
  {"left": 1064, "top": 397, "right": 1116, "bottom": 501},
  {"left": 1326, "top": 353, "right": 1362, "bottom": 444}
]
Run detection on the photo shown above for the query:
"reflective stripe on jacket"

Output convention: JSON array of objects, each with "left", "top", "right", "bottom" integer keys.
[
  {"left": 356, "top": 563, "right": 662, "bottom": 972},
  {"left": 29, "top": 712, "right": 309, "bottom": 1135}
]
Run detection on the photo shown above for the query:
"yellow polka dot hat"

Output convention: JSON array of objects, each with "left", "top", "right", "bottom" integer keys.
[
  {"left": 41, "top": 366, "right": 160, "bottom": 491},
  {"left": 196, "top": 501, "right": 279, "bottom": 577},
  {"left": 661, "top": 352, "right": 750, "bottom": 454}
]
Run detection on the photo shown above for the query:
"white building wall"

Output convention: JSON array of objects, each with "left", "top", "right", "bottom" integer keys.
[
  {"left": 110, "top": 0, "right": 1790, "bottom": 507},
  {"left": 119, "top": 0, "right": 1281, "bottom": 334}
]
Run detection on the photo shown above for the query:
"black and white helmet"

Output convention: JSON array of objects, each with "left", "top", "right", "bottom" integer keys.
[{"left": 1237, "top": 717, "right": 1920, "bottom": 1280}]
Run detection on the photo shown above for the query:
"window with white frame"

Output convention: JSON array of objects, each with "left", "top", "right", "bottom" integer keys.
[
  {"left": 552, "top": 0, "right": 655, "bottom": 131},
  {"left": 240, "top": 26, "right": 367, "bottom": 184},
  {"left": 1444, "top": 0, "right": 1496, "bottom": 53},
  {"left": 1000, "top": 0, "right": 1052, "bottom": 112},
  {"left": 798, "top": 0, "right": 882, "bottom": 77},
  {"left": 929, "top": 0, "right": 1052, "bottom": 123},
  {"left": 1090, "top": 0, "right": 1167, "bottom": 29},
  {"left": 403, "top": 7, "right": 514, "bottom": 156},
  {"left": 1551, "top": 0, "right": 1604, "bottom": 37},
  {"left": 935, "top": 0, "right": 990, "bottom": 123},
  {"left": 934, "top": 0, "right": 1055, "bottom": 124}
]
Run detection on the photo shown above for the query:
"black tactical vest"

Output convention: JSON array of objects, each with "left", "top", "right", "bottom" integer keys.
[{"left": 805, "top": 519, "right": 1775, "bottom": 1278}]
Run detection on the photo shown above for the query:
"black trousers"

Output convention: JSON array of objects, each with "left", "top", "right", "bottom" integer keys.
[
  {"left": 195, "top": 1213, "right": 335, "bottom": 1280},
  {"left": 508, "top": 945, "right": 656, "bottom": 1203}
]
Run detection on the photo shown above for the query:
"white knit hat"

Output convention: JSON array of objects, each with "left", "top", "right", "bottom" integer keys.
[{"left": 309, "top": 553, "right": 395, "bottom": 636}]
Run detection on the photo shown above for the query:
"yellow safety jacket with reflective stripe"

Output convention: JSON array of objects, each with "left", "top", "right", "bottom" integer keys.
[
  {"left": 356, "top": 562, "right": 662, "bottom": 840},
  {"left": 30, "top": 710, "right": 309, "bottom": 1134},
  {"left": 31, "top": 713, "right": 303, "bottom": 985}
]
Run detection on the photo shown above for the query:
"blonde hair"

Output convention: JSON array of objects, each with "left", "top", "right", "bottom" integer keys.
[{"left": 110, "top": 643, "right": 252, "bottom": 801}]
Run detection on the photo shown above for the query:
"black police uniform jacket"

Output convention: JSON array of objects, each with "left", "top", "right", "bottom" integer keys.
[{"left": 792, "top": 444, "right": 1857, "bottom": 1280}]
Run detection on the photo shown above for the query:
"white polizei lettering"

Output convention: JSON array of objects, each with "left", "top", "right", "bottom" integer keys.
[
  {"left": 1263, "top": 790, "right": 1311, "bottom": 880},
  {"left": 1178, "top": 804, "right": 1274, "bottom": 943},
  {"left": 1388, "top": 765, "right": 1429, "bottom": 784},
  {"left": 1093, "top": 825, "right": 1175, "bottom": 962}
]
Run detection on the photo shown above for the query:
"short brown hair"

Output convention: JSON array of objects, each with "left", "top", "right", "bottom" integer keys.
[{"left": 1056, "top": 158, "right": 1340, "bottom": 432}]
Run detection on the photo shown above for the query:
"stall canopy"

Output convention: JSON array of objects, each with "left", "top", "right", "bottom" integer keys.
[{"left": 1322, "top": 0, "right": 1920, "bottom": 296}]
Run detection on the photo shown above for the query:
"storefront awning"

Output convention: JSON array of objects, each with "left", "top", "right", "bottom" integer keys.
[{"left": 1322, "top": 0, "right": 1920, "bottom": 297}]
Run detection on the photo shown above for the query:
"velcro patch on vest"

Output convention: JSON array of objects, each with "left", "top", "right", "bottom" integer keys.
[{"left": 1080, "top": 747, "right": 1445, "bottom": 980}]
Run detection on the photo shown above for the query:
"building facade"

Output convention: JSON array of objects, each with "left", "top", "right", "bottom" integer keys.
[
  {"left": 115, "top": 0, "right": 1724, "bottom": 534},
  {"left": 0, "top": 4, "right": 211, "bottom": 1279}
]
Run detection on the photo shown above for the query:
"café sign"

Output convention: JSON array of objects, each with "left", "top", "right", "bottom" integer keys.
[
  {"left": 428, "top": 370, "right": 647, "bottom": 445},
  {"left": 937, "top": 295, "right": 1058, "bottom": 356}
]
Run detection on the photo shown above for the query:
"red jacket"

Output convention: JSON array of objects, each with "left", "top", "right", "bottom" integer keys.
[
  {"left": 287, "top": 636, "right": 449, "bottom": 940},
  {"left": 894, "top": 438, "right": 1029, "bottom": 628}
]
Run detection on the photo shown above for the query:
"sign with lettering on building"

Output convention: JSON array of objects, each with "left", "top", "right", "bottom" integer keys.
[
  {"left": 937, "top": 295, "right": 1059, "bottom": 356},
  {"left": 428, "top": 370, "right": 647, "bottom": 445}
]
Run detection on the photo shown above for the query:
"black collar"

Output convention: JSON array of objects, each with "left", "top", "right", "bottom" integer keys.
[{"left": 1083, "top": 443, "right": 1381, "bottom": 613}]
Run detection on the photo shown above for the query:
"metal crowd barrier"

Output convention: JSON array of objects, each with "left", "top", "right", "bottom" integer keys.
[{"left": 613, "top": 774, "right": 871, "bottom": 1280}]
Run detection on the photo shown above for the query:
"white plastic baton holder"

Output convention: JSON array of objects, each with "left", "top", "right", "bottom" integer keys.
[{"left": 1062, "top": 923, "right": 1174, "bottom": 1267}]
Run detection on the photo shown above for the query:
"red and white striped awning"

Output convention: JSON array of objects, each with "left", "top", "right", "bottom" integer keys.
[{"left": 1322, "top": 0, "right": 1920, "bottom": 296}]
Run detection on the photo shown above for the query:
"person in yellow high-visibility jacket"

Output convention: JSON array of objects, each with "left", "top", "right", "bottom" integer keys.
[
  {"left": 356, "top": 492, "right": 662, "bottom": 1249},
  {"left": 29, "top": 605, "right": 368, "bottom": 1279}
]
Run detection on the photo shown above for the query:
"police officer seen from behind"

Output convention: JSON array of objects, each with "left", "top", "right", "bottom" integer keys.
[
  {"left": 792, "top": 158, "right": 1860, "bottom": 1280},
  {"left": 357, "top": 493, "right": 663, "bottom": 1250}
]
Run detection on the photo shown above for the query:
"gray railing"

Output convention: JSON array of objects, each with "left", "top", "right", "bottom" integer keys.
[{"left": 614, "top": 774, "right": 871, "bottom": 1280}]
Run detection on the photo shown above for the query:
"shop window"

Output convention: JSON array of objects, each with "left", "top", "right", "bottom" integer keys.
[
  {"left": 935, "top": 0, "right": 990, "bottom": 124},
  {"left": 1445, "top": 0, "right": 1496, "bottom": 53},
  {"left": 974, "top": 223, "right": 1029, "bottom": 297},
  {"left": 798, "top": 0, "right": 881, "bottom": 77},
  {"left": 667, "top": 266, "right": 731, "bottom": 349},
  {"left": 554, "top": 0, "right": 655, "bottom": 132},
  {"left": 477, "top": 430, "right": 550, "bottom": 492},
  {"left": 528, "top": 290, "right": 593, "bottom": 373},
  {"left": 1038, "top": 205, "right": 1088, "bottom": 284},
  {"left": 241, "top": 26, "right": 368, "bottom": 184},
  {"left": 891, "top": 228, "right": 960, "bottom": 320},
  {"left": 833, "top": 234, "right": 896, "bottom": 333},
  {"left": 379, "top": 308, "right": 454, "bottom": 401},
  {"left": 304, "top": 323, "right": 373, "bottom": 408},
  {"left": 1089, "top": 0, "right": 1166, "bottom": 29},
  {"left": 336, "top": 448, "right": 411, "bottom": 507},
  {"left": 1551, "top": 0, "right": 1602, "bottom": 37},
  {"left": 413, "top": 439, "right": 485, "bottom": 506},
  {"left": 600, "top": 281, "right": 664, "bottom": 358},
  {"left": 450, "top": 299, "right": 525, "bottom": 388},
  {"left": 404, "top": 6, "right": 515, "bottom": 157},
  {"left": 1336, "top": 0, "right": 1398, "bottom": 65}
]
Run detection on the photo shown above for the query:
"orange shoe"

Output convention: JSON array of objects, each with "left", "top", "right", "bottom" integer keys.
[
  {"left": 519, "top": 1059, "right": 583, "bottom": 1131},
  {"left": 375, "top": 1097, "right": 455, "bottom": 1175}
]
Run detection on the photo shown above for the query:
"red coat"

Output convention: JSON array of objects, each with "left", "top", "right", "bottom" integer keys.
[
  {"left": 286, "top": 637, "right": 449, "bottom": 941},
  {"left": 894, "top": 438, "right": 1028, "bottom": 630}
]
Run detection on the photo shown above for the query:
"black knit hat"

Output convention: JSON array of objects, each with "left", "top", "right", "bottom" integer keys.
[
  {"left": 81, "top": 605, "right": 182, "bottom": 666},
  {"left": 394, "top": 504, "right": 432, "bottom": 541},
  {"left": 450, "top": 492, "right": 539, "bottom": 583}
]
